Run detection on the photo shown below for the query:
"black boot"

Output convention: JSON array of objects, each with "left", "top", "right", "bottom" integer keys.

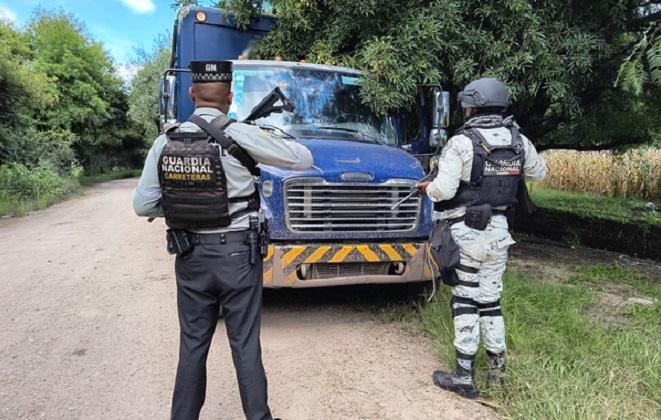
[
  {"left": 432, "top": 353, "right": 478, "bottom": 399},
  {"left": 486, "top": 351, "right": 506, "bottom": 386}
]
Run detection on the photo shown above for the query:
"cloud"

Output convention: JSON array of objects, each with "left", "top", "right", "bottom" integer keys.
[
  {"left": 119, "top": 0, "right": 156, "bottom": 14},
  {"left": 116, "top": 63, "right": 142, "bottom": 86},
  {"left": 0, "top": 4, "right": 17, "bottom": 22}
]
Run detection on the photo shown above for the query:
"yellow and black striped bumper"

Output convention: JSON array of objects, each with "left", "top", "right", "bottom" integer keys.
[{"left": 262, "top": 242, "right": 432, "bottom": 288}]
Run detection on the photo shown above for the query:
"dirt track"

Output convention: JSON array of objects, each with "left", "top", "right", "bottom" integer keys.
[{"left": 0, "top": 179, "right": 496, "bottom": 420}]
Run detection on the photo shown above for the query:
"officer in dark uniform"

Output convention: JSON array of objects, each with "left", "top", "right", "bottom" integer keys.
[{"left": 133, "top": 60, "right": 313, "bottom": 420}]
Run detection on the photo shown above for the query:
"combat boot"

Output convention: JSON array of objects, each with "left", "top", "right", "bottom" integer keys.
[
  {"left": 432, "top": 353, "right": 478, "bottom": 399},
  {"left": 486, "top": 351, "right": 506, "bottom": 387}
]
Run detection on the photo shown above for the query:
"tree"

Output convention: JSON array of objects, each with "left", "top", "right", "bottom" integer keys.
[
  {"left": 26, "top": 11, "right": 140, "bottom": 173},
  {"left": 173, "top": 0, "right": 660, "bottom": 149},
  {"left": 1, "top": 11, "right": 146, "bottom": 174},
  {"left": 128, "top": 36, "right": 172, "bottom": 141}
]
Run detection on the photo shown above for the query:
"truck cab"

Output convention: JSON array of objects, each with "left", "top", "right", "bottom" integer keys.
[{"left": 160, "top": 7, "right": 450, "bottom": 287}]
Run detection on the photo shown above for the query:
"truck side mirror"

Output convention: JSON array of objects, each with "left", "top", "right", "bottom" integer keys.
[
  {"left": 429, "top": 89, "right": 450, "bottom": 151},
  {"left": 431, "top": 89, "right": 450, "bottom": 128},
  {"left": 159, "top": 75, "right": 176, "bottom": 123}
]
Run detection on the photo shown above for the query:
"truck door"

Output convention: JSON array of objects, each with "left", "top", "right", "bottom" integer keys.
[{"left": 399, "top": 87, "right": 450, "bottom": 172}]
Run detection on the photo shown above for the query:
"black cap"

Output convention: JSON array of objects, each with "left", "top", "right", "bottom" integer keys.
[{"left": 189, "top": 60, "right": 232, "bottom": 83}]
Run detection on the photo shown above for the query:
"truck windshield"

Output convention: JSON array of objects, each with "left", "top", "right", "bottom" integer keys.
[{"left": 228, "top": 65, "right": 397, "bottom": 145}]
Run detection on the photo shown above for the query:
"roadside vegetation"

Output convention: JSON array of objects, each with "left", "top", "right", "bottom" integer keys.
[
  {"left": 0, "top": 164, "right": 141, "bottom": 217},
  {"left": 539, "top": 149, "right": 661, "bottom": 201},
  {"left": 529, "top": 187, "right": 660, "bottom": 226},
  {"left": 0, "top": 13, "right": 170, "bottom": 217},
  {"left": 420, "top": 264, "right": 660, "bottom": 419}
]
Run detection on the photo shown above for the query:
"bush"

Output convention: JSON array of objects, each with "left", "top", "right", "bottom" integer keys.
[{"left": 0, "top": 163, "right": 78, "bottom": 215}]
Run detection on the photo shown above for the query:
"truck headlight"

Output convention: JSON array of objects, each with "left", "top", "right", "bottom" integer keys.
[{"left": 261, "top": 180, "right": 273, "bottom": 197}]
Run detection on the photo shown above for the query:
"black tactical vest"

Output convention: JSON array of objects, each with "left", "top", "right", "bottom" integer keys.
[
  {"left": 434, "top": 121, "right": 525, "bottom": 212},
  {"left": 157, "top": 115, "right": 260, "bottom": 230}
]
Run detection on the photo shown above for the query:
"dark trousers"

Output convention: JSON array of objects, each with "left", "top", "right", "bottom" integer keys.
[{"left": 171, "top": 234, "right": 272, "bottom": 420}]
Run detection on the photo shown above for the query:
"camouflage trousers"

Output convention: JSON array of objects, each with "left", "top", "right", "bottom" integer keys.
[{"left": 449, "top": 215, "right": 515, "bottom": 356}]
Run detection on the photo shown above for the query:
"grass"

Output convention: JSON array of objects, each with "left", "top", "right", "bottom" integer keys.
[
  {"left": 419, "top": 265, "right": 660, "bottom": 419},
  {"left": 530, "top": 186, "right": 661, "bottom": 226},
  {"left": 0, "top": 177, "right": 80, "bottom": 217},
  {"left": 78, "top": 168, "right": 141, "bottom": 186},
  {"left": 0, "top": 167, "right": 140, "bottom": 217}
]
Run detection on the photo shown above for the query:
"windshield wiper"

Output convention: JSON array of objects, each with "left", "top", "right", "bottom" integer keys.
[
  {"left": 257, "top": 124, "right": 297, "bottom": 139},
  {"left": 313, "top": 126, "right": 382, "bottom": 144}
]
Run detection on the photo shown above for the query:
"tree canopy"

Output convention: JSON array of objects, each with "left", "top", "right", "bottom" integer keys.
[
  {"left": 0, "top": 11, "right": 145, "bottom": 174},
  {"left": 128, "top": 37, "right": 172, "bottom": 141},
  {"left": 175, "top": 0, "right": 660, "bottom": 148}
]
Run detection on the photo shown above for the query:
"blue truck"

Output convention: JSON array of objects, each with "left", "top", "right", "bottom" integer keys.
[{"left": 160, "top": 6, "right": 450, "bottom": 288}]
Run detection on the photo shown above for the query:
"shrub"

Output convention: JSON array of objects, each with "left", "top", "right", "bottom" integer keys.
[{"left": 0, "top": 163, "right": 78, "bottom": 215}]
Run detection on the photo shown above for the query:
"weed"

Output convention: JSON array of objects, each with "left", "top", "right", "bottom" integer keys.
[{"left": 420, "top": 268, "right": 661, "bottom": 419}]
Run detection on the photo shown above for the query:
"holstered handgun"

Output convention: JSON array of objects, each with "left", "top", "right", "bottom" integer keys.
[
  {"left": 247, "top": 215, "right": 260, "bottom": 265},
  {"left": 166, "top": 229, "right": 194, "bottom": 257}
]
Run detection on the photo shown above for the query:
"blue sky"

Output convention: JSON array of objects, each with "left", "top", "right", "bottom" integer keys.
[{"left": 0, "top": 0, "right": 177, "bottom": 66}]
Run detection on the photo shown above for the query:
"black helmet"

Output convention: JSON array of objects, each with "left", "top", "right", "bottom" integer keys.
[{"left": 457, "top": 78, "right": 510, "bottom": 109}]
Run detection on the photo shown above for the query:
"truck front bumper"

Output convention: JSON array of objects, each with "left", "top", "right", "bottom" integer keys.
[{"left": 263, "top": 242, "right": 432, "bottom": 288}]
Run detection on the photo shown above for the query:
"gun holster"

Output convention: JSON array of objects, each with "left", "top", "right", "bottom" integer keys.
[
  {"left": 464, "top": 204, "right": 492, "bottom": 231},
  {"left": 166, "top": 229, "right": 194, "bottom": 257},
  {"left": 259, "top": 220, "right": 270, "bottom": 258}
]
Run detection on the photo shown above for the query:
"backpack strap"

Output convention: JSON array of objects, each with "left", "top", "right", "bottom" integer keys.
[{"left": 188, "top": 114, "right": 261, "bottom": 177}]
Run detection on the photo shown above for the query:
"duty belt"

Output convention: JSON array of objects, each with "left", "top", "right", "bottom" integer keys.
[
  {"left": 445, "top": 209, "right": 508, "bottom": 226},
  {"left": 189, "top": 230, "right": 256, "bottom": 245}
]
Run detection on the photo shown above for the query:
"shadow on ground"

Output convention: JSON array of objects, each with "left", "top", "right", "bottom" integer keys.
[{"left": 263, "top": 282, "right": 432, "bottom": 315}]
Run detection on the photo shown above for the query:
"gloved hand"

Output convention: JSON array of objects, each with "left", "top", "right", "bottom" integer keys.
[{"left": 417, "top": 181, "right": 431, "bottom": 196}]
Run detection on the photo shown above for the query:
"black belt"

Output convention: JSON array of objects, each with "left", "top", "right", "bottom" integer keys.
[
  {"left": 190, "top": 230, "right": 255, "bottom": 245},
  {"left": 446, "top": 209, "right": 508, "bottom": 225}
]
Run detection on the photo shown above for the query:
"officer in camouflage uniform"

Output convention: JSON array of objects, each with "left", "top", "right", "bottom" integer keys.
[
  {"left": 133, "top": 61, "right": 313, "bottom": 420},
  {"left": 418, "top": 78, "right": 546, "bottom": 398}
]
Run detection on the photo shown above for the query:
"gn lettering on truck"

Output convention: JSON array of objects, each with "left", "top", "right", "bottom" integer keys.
[{"left": 160, "top": 6, "right": 451, "bottom": 287}]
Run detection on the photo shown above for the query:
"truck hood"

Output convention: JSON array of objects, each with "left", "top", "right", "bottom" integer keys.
[
  {"left": 262, "top": 138, "right": 424, "bottom": 182},
  {"left": 259, "top": 137, "right": 432, "bottom": 241}
]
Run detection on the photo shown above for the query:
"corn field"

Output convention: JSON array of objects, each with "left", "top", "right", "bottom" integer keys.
[{"left": 538, "top": 149, "right": 661, "bottom": 201}]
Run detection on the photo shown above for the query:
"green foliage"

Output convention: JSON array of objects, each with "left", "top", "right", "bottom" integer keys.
[
  {"left": 420, "top": 269, "right": 661, "bottom": 419},
  {"left": 0, "top": 9, "right": 148, "bottom": 215},
  {"left": 0, "top": 163, "right": 78, "bottom": 216},
  {"left": 128, "top": 37, "right": 172, "bottom": 141},
  {"left": 78, "top": 168, "right": 143, "bottom": 186},
  {"left": 616, "top": 24, "right": 660, "bottom": 95},
  {"left": 173, "top": 0, "right": 659, "bottom": 147}
]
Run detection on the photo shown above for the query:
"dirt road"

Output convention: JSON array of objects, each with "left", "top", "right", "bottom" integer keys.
[{"left": 0, "top": 179, "right": 495, "bottom": 420}]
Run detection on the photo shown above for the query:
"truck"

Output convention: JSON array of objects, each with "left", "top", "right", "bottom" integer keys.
[{"left": 159, "top": 6, "right": 451, "bottom": 288}]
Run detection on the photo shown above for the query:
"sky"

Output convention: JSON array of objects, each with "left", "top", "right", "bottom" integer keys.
[{"left": 0, "top": 0, "right": 181, "bottom": 81}]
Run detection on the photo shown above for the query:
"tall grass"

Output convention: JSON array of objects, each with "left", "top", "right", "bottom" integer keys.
[
  {"left": 0, "top": 164, "right": 140, "bottom": 216},
  {"left": 420, "top": 267, "right": 660, "bottom": 419},
  {"left": 0, "top": 163, "right": 79, "bottom": 216},
  {"left": 539, "top": 149, "right": 661, "bottom": 201}
]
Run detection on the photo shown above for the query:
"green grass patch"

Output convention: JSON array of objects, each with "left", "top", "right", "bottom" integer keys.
[
  {"left": 78, "top": 168, "right": 141, "bottom": 186},
  {"left": 420, "top": 267, "right": 660, "bottom": 419},
  {"left": 0, "top": 163, "right": 79, "bottom": 217},
  {"left": 529, "top": 186, "right": 661, "bottom": 226},
  {"left": 570, "top": 264, "right": 660, "bottom": 300},
  {"left": 0, "top": 164, "right": 140, "bottom": 217}
]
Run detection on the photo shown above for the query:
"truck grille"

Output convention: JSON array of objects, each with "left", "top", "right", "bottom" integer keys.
[
  {"left": 285, "top": 179, "right": 420, "bottom": 232},
  {"left": 306, "top": 262, "right": 390, "bottom": 279}
]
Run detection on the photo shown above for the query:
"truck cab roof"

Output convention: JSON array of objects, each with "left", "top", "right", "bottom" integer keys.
[{"left": 231, "top": 60, "right": 362, "bottom": 76}]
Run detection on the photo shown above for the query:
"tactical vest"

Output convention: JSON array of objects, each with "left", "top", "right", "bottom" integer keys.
[
  {"left": 157, "top": 114, "right": 260, "bottom": 230},
  {"left": 434, "top": 121, "right": 525, "bottom": 212}
]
